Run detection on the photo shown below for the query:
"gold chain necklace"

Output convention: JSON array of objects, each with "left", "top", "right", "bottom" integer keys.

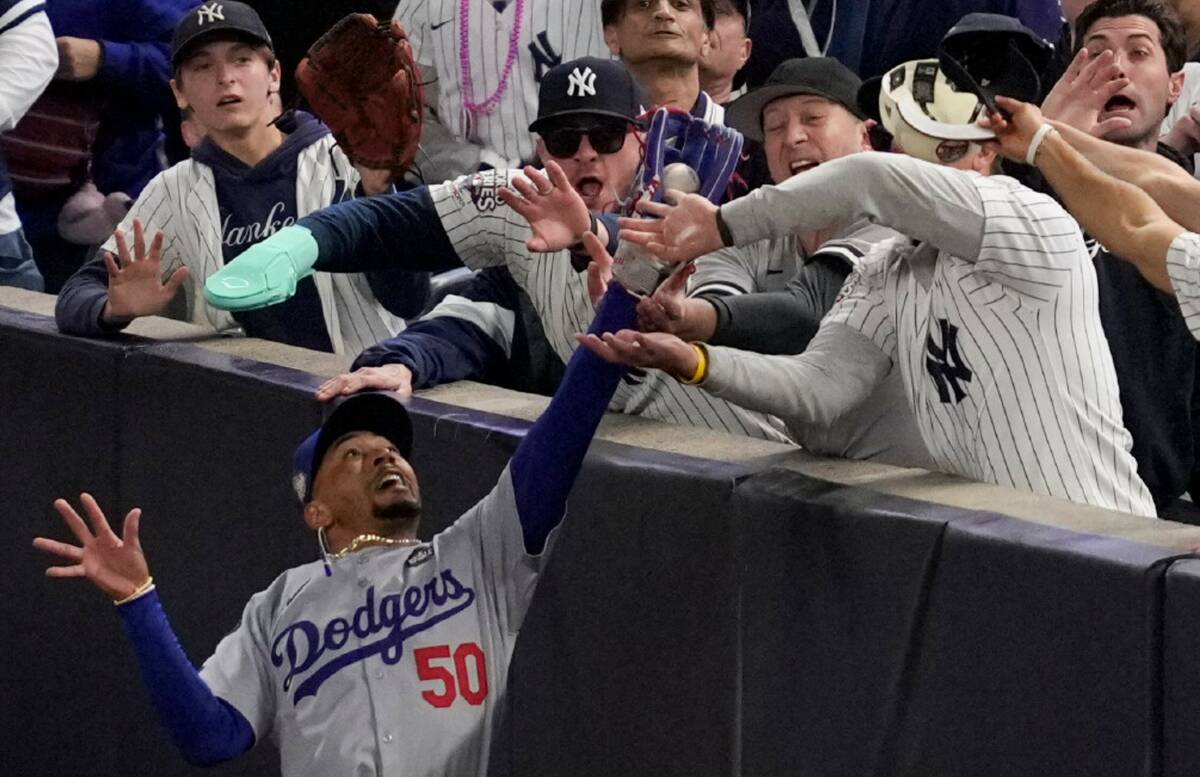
[{"left": 329, "top": 534, "right": 422, "bottom": 559}]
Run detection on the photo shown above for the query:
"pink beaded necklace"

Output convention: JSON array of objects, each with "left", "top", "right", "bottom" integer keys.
[{"left": 459, "top": 0, "right": 526, "bottom": 116}]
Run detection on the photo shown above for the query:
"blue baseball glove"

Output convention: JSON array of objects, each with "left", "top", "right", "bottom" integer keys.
[{"left": 614, "top": 108, "right": 743, "bottom": 294}]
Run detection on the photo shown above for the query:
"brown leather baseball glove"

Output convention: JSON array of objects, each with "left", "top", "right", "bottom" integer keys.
[{"left": 296, "top": 14, "right": 424, "bottom": 176}]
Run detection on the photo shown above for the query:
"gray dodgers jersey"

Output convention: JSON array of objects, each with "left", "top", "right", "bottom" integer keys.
[{"left": 200, "top": 469, "right": 545, "bottom": 777}]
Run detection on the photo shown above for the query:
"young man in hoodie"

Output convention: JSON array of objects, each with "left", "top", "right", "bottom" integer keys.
[{"left": 54, "top": 1, "right": 427, "bottom": 356}]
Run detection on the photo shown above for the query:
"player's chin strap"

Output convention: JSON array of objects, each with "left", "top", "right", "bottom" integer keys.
[{"left": 317, "top": 527, "right": 334, "bottom": 577}]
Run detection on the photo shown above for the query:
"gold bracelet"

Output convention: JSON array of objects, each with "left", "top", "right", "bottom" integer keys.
[
  {"left": 683, "top": 342, "right": 709, "bottom": 385},
  {"left": 113, "top": 576, "right": 155, "bottom": 607}
]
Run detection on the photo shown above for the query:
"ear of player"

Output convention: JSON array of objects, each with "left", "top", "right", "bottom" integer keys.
[{"left": 612, "top": 108, "right": 743, "bottom": 295}]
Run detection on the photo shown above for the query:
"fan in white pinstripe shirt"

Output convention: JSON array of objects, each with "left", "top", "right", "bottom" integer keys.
[
  {"left": 54, "top": 3, "right": 409, "bottom": 357},
  {"left": 585, "top": 150, "right": 1156, "bottom": 517},
  {"left": 394, "top": 0, "right": 612, "bottom": 178}
]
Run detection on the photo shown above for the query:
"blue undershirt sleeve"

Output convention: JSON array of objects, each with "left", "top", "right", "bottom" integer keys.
[
  {"left": 300, "top": 187, "right": 464, "bottom": 274},
  {"left": 117, "top": 590, "right": 255, "bottom": 767},
  {"left": 509, "top": 283, "right": 637, "bottom": 554}
]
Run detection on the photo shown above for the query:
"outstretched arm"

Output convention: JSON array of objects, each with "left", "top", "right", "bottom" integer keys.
[
  {"left": 508, "top": 234, "right": 636, "bottom": 554},
  {"left": 618, "top": 153, "right": 987, "bottom": 264},
  {"left": 33, "top": 495, "right": 254, "bottom": 766},
  {"left": 988, "top": 96, "right": 1185, "bottom": 292}
]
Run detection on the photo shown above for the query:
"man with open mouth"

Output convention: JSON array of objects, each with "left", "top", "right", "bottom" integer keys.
[{"left": 1039, "top": 0, "right": 1200, "bottom": 518}]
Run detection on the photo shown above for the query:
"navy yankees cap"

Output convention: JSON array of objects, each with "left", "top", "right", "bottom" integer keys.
[
  {"left": 172, "top": 1, "right": 274, "bottom": 66},
  {"left": 292, "top": 392, "right": 414, "bottom": 503},
  {"left": 530, "top": 57, "right": 646, "bottom": 132},
  {"left": 938, "top": 13, "right": 1053, "bottom": 115},
  {"left": 726, "top": 57, "right": 865, "bottom": 143}
]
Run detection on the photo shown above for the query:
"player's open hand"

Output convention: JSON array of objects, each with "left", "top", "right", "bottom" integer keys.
[
  {"left": 33, "top": 493, "right": 151, "bottom": 602},
  {"left": 498, "top": 161, "right": 592, "bottom": 252},
  {"left": 617, "top": 194, "right": 723, "bottom": 264},
  {"left": 577, "top": 328, "right": 698, "bottom": 380},
  {"left": 316, "top": 364, "right": 414, "bottom": 402},
  {"left": 102, "top": 219, "right": 189, "bottom": 325},
  {"left": 1040, "top": 48, "right": 1133, "bottom": 137}
]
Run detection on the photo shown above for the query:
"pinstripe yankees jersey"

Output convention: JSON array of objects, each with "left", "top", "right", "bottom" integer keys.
[
  {"left": 429, "top": 168, "right": 791, "bottom": 443},
  {"left": 715, "top": 152, "right": 1155, "bottom": 515},
  {"left": 97, "top": 135, "right": 404, "bottom": 357},
  {"left": 393, "top": 0, "right": 611, "bottom": 165},
  {"left": 1167, "top": 231, "right": 1200, "bottom": 342}
]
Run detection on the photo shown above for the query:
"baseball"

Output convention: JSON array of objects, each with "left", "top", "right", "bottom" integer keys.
[{"left": 662, "top": 162, "right": 700, "bottom": 195}]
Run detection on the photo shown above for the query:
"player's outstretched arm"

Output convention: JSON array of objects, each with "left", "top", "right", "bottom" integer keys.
[
  {"left": 203, "top": 186, "right": 464, "bottom": 312},
  {"left": 989, "top": 96, "right": 1183, "bottom": 292},
  {"left": 508, "top": 233, "right": 637, "bottom": 554},
  {"left": 33, "top": 495, "right": 254, "bottom": 766}
]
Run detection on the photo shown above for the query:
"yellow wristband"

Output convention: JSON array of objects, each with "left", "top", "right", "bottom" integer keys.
[
  {"left": 113, "top": 576, "right": 155, "bottom": 607},
  {"left": 684, "top": 342, "right": 709, "bottom": 385}
]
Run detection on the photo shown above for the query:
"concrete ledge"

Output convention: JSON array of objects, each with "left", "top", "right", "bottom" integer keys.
[{"left": 6, "top": 286, "right": 1199, "bottom": 550}]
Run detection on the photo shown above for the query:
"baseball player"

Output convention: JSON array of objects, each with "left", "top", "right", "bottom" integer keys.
[
  {"left": 53, "top": 2, "right": 427, "bottom": 357},
  {"left": 32, "top": 243, "right": 637, "bottom": 776},
  {"left": 206, "top": 57, "right": 792, "bottom": 443},
  {"left": 392, "top": 0, "right": 611, "bottom": 177},
  {"left": 584, "top": 148, "right": 1156, "bottom": 516}
]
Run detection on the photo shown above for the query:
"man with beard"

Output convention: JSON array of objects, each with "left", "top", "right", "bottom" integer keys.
[
  {"left": 32, "top": 232, "right": 636, "bottom": 775},
  {"left": 1039, "top": 0, "right": 1200, "bottom": 517}
]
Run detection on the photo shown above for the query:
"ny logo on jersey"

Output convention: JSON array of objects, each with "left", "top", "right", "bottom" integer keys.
[
  {"left": 196, "top": 2, "right": 224, "bottom": 24},
  {"left": 567, "top": 67, "right": 598, "bottom": 98},
  {"left": 925, "top": 318, "right": 973, "bottom": 404},
  {"left": 529, "top": 31, "right": 562, "bottom": 83}
]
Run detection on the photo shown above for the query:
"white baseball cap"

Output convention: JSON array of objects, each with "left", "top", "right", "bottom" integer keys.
[{"left": 871, "top": 59, "right": 994, "bottom": 164}]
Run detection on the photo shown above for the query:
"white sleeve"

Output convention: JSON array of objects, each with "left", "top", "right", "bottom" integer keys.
[
  {"left": 436, "top": 465, "right": 552, "bottom": 634},
  {"left": 702, "top": 320, "right": 891, "bottom": 429},
  {"left": 720, "top": 152, "right": 987, "bottom": 260},
  {"left": 1167, "top": 231, "right": 1200, "bottom": 342},
  {"left": 199, "top": 591, "right": 279, "bottom": 739},
  {"left": 101, "top": 173, "right": 186, "bottom": 276},
  {"left": 0, "top": 4, "right": 56, "bottom": 131},
  {"left": 392, "top": 0, "right": 432, "bottom": 67},
  {"left": 429, "top": 169, "right": 536, "bottom": 270}
]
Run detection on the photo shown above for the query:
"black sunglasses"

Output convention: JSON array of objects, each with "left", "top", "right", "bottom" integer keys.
[{"left": 542, "top": 123, "right": 629, "bottom": 157}]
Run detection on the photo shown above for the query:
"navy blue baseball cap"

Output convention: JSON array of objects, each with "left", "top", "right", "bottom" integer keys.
[
  {"left": 292, "top": 392, "right": 413, "bottom": 503},
  {"left": 172, "top": 1, "right": 274, "bottom": 66},
  {"left": 938, "top": 13, "right": 1053, "bottom": 115},
  {"left": 530, "top": 57, "right": 646, "bottom": 132}
]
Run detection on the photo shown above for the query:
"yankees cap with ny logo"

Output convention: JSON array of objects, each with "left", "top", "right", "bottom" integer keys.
[
  {"left": 529, "top": 57, "right": 646, "bottom": 132},
  {"left": 172, "top": 1, "right": 274, "bottom": 65}
]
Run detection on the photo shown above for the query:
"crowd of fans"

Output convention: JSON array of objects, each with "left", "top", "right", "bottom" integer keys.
[{"left": 8, "top": 0, "right": 1200, "bottom": 520}]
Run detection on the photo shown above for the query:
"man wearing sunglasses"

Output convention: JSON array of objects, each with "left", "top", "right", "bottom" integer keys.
[{"left": 205, "top": 56, "right": 789, "bottom": 442}]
